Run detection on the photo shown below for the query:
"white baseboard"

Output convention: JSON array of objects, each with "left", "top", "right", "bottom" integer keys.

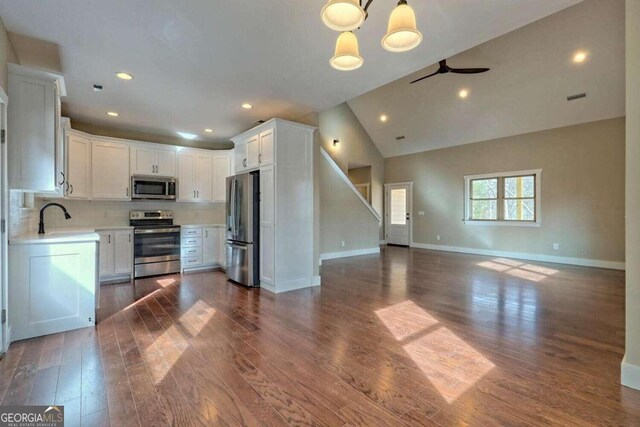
[
  {"left": 261, "top": 277, "right": 320, "bottom": 294},
  {"left": 410, "top": 242, "right": 625, "bottom": 270},
  {"left": 319, "top": 247, "right": 381, "bottom": 264},
  {"left": 379, "top": 240, "right": 387, "bottom": 245},
  {"left": 312, "top": 275, "right": 322, "bottom": 286},
  {"left": 622, "top": 355, "right": 640, "bottom": 390}
]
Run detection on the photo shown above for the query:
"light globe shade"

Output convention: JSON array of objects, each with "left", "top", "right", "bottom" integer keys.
[
  {"left": 330, "top": 31, "right": 364, "bottom": 71},
  {"left": 382, "top": 1, "right": 422, "bottom": 52},
  {"left": 321, "top": 0, "right": 366, "bottom": 32}
]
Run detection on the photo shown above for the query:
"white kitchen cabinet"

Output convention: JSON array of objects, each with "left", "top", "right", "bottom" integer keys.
[
  {"left": 259, "top": 165, "right": 275, "bottom": 285},
  {"left": 237, "top": 129, "right": 274, "bottom": 172},
  {"left": 9, "top": 239, "right": 97, "bottom": 341},
  {"left": 131, "top": 145, "right": 176, "bottom": 177},
  {"left": 212, "top": 151, "right": 231, "bottom": 203},
  {"left": 234, "top": 142, "right": 248, "bottom": 172},
  {"left": 181, "top": 226, "right": 225, "bottom": 272},
  {"left": 231, "top": 119, "right": 315, "bottom": 293},
  {"left": 91, "top": 138, "right": 130, "bottom": 200},
  {"left": 98, "top": 229, "right": 133, "bottom": 282},
  {"left": 7, "top": 64, "right": 66, "bottom": 192},
  {"left": 177, "top": 149, "right": 212, "bottom": 202},
  {"left": 66, "top": 131, "right": 91, "bottom": 199}
]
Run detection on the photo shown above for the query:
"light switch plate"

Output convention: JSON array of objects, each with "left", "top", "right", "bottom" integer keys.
[{"left": 418, "top": 211, "right": 425, "bottom": 216}]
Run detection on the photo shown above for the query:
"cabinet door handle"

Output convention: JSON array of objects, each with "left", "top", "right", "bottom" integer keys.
[
  {"left": 193, "top": 190, "right": 196, "bottom": 198},
  {"left": 59, "top": 172, "right": 65, "bottom": 186},
  {"left": 126, "top": 187, "right": 129, "bottom": 197},
  {"left": 243, "top": 159, "right": 247, "bottom": 167},
  {"left": 258, "top": 153, "right": 262, "bottom": 164},
  {"left": 69, "top": 184, "right": 74, "bottom": 195},
  {"left": 129, "top": 234, "right": 131, "bottom": 243},
  {"left": 197, "top": 190, "right": 199, "bottom": 198},
  {"left": 205, "top": 230, "right": 208, "bottom": 238},
  {"left": 65, "top": 181, "right": 70, "bottom": 193},
  {"left": 108, "top": 234, "right": 111, "bottom": 244}
]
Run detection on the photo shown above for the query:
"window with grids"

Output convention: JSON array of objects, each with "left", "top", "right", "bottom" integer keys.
[{"left": 467, "top": 173, "right": 537, "bottom": 222}]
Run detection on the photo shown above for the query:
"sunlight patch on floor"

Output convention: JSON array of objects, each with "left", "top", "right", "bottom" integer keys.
[
  {"left": 375, "top": 300, "right": 495, "bottom": 403},
  {"left": 477, "top": 258, "right": 558, "bottom": 282},
  {"left": 156, "top": 277, "right": 177, "bottom": 288}
]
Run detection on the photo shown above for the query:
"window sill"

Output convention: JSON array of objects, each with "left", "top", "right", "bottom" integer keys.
[{"left": 464, "top": 220, "right": 541, "bottom": 228}]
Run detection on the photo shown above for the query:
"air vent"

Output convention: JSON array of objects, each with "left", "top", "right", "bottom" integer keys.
[
  {"left": 93, "top": 84, "right": 103, "bottom": 92},
  {"left": 567, "top": 92, "right": 587, "bottom": 101},
  {"left": 396, "top": 135, "right": 406, "bottom": 141}
]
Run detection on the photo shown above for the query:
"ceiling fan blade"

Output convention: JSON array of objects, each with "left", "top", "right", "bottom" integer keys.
[
  {"left": 448, "top": 67, "right": 490, "bottom": 74},
  {"left": 410, "top": 70, "right": 440, "bottom": 84}
]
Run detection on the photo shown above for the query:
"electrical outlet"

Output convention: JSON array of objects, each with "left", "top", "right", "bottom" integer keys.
[
  {"left": 418, "top": 211, "right": 425, "bottom": 216},
  {"left": 553, "top": 243, "right": 559, "bottom": 250},
  {"left": 341, "top": 240, "right": 346, "bottom": 247},
  {"left": 436, "top": 235, "right": 441, "bottom": 241}
]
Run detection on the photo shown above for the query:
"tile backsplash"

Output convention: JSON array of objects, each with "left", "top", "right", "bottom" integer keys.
[
  {"left": 32, "top": 198, "right": 225, "bottom": 232},
  {"left": 9, "top": 191, "right": 38, "bottom": 238}
]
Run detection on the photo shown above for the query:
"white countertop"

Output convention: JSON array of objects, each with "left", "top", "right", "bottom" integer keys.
[{"left": 11, "top": 230, "right": 100, "bottom": 245}]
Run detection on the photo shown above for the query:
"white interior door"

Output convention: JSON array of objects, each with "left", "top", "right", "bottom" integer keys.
[{"left": 385, "top": 183, "right": 411, "bottom": 246}]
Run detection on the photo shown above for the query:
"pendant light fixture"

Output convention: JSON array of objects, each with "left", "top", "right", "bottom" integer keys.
[
  {"left": 321, "top": 0, "right": 366, "bottom": 31},
  {"left": 322, "top": 0, "right": 421, "bottom": 71},
  {"left": 330, "top": 31, "right": 364, "bottom": 71},
  {"left": 381, "top": 0, "right": 422, "bottom": 52}
]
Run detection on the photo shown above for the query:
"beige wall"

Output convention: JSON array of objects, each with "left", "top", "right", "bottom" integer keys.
[
  {"left": 71, "top": 121, "right": 233, "bottom": 151},
  {"left": 0, "top": 17, "right": 18, "bottom": 91},
  {"left": 319, "top": 153, "right": 379, "bottom": 254},
  {"left": 624, "top": 0, "right": 640, "bottom": 388},
  {"left": 319, "top": 103, "right": 384, "bottom": 239},
  {"left": 7, "top": 32, "right": 62, "bottom": 74},
  {"left": 35, "top": 198, "right": 225, "bottom": 231},
  {"left": 348, "top": 166, "right": 371, "bottom": 185},
  {"left": 385, "top": 117, "right": 625, "bottom": 263}
]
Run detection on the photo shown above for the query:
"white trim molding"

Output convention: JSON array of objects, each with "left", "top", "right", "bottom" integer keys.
[
  {"left": 320, "top": 147, "right": 382, "bottom": 223},
  {"left": 464, "top": 169, "right": 542, "bottom": 227},
  {"left": 319, "top": 247, "right": 380, "bottom": 264},
  {"left": 410, "top": 242, "right": 625, "bottom": 270},
  {"left": 622, "top": 355, "right": 640, "bottom": 390}
]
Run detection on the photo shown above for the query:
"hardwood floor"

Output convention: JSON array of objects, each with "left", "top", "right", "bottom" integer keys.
[{"left": 1, "top": 245, "right": 639, "bottom": 426}]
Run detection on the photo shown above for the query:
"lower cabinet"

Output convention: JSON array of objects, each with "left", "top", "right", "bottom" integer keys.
[
  {"left": 98, "top": 228, "right": 133, "bottom": 282},
  {"left": 181, "top": 226, "right": 225, "bottom": 272},
  {"left": 9, "top": 240, "right": 98, "bottom": 341}
]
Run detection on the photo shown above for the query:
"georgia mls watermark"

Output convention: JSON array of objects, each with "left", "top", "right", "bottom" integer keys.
[{"left": 0, "top": 405, "right": 64, "bottom": 427}]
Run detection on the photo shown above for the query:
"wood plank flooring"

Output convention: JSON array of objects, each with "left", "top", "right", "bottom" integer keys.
[{"left": 2, "top": 246, "right": 640, "bottom": 426}]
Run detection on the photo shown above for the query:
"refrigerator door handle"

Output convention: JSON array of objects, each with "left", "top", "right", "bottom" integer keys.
[
  {"left": 227, "top": 242, "right": 248, "bottom": 250},
  {"left": 229, "top": 179, "right": 237, "bottom": 236}
]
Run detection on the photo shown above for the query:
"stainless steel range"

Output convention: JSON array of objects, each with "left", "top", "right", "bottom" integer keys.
[{"left": 130, "top": 210, "right": 181, "bottom": 278}]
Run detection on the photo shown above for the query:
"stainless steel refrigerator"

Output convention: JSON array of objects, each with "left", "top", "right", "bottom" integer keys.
[{"left": 226, "top": 171, "right": 260, "bottom": 287}]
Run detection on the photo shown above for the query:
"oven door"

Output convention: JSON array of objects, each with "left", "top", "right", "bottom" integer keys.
[
  {"left": 134, "top": 227, "right": 181, "bottom": 264},
  {"left": 132, "top": 176, "right": 175, "bottom": 200}
]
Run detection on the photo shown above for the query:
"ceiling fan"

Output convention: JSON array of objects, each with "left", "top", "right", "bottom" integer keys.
[{"left": 410, "top": 59, "right": 490, "bottom": 84}]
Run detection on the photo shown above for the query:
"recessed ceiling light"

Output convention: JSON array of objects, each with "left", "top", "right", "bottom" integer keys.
[
  {"left": 379, "top": 114, "right": 388, "bottom": 122},
  {"left": 573, "top": 51, "right": 587, "bottom": 63},
  {"left": 458, "top": 89, "right": 469, "bottom": 99},
  {"left": 106, "top": 111, "right": 119, "bottom": 117},
  {"left": 204, "top": 128, "right": 213, "bottom": 133},
  {"left": 242, "top": 103, "right": 253, "bottom": 109},
  {"left": 116, "top": 72, "right": 134, "bottom": 80},
  {"left": 177, "top": 132, "right": 197, "bottom": 140}
]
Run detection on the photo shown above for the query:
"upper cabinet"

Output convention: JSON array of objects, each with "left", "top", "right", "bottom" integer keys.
[
  {"left": 66, "top": 131, "right": 91, "bottom": 199},
  {"left": 131, "top": 145, "right": 176, "bottom": 177},
  {"left": 7, "top": 64, "right": 66, "bottom": 192},
  {"left": 91, "top": 138, "right": 130, "bottom": 200},
  {"left": 177, "top": 149, "right": 213, "bottom": 202},
  {"left": 235, "top": 127, "right": 274, "bottom": 173}
]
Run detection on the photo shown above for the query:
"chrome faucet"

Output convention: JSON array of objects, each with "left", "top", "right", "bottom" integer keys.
[{"left": 38, "top": 203, "right": 72, "bottom": 234}]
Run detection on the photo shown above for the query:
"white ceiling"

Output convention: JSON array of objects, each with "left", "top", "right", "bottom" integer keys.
[
  {"left": 0, "top": 0, "right": 582, "bottom": 146},
  {"left": 348, "top": 0, "right": 624, "bottom": 158}
]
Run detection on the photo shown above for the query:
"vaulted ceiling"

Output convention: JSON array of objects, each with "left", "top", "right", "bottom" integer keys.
[
  {"left": 348, "top": 0, "right": 624, "bottom": 158},
  {"left": 0, "top": 0, "right": 581, "bottom": 146}
]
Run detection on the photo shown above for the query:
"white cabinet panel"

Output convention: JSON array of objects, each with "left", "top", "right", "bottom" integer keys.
[
  {"left": 98, "top": 232, "right": 114, "bottom": 278},
  {"left": 156, "top": 149, "right": 176, "bottom": 177},
  {"left": 234, "top": 142, "right": 248, "bottom": 172},
  {"left": 131, "top": 147, "right": 155, "bottom": 175},
  {"left": 259, "top": 128, "right": 274, "bottom": 166},
  {"left": 212, "top": 153, "right": 231, "bottom": 203},
  {"left": 196, "top": 152, "right": 213, "bottom": 202},
  {"left": 8, "top": 70, "right": 59, "bottom": 192},
  {"left": 114, "top": 230, "right": 133, "bottom": 275},
  {"left": 66, "top": 132, "right": 91, "bottom": 199},
  {"left": 202, "top": 227, "right": 219, "bottom": 265},
  {"left": 260, "top": 166, "right": 275, "bottom": 284},
  {"left": 91, "top": 139, "right": 130, "bottom": 200},
  {"left": 9, "top": 241, "right": 97, "bottom": 341},
  {"left": 246, "top": 135, "right": 260, "bottom": 170},
  {"left": 177, "top": 151, "right": 197, "bottom": 202}
]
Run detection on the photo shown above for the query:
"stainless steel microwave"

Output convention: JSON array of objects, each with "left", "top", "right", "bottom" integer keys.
[{"left": 131, "top": 175, "right": 177, "bottom": 200}]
